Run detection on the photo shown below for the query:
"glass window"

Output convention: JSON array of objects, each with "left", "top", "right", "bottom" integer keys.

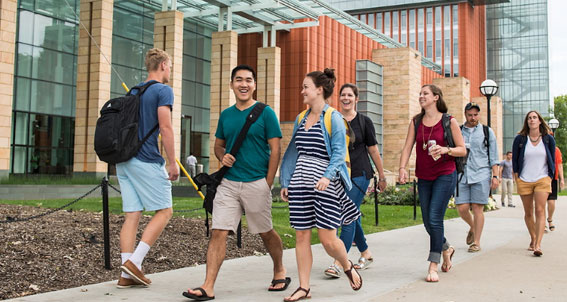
[
  {"left": 401, "top": 10, "right": 407, "bottom": 46},
  {"left": 392, "top": 11, "right": 399, "bottom": 42},
  {"left": 31, "top": 47, "right": 75, "bottom": 85},
  {"left": 368, "top": 13, "right": 375, "bottom": 29},
  {"left": 376, "top": 13, "right": 383, "bottom": 33},
  {"left": 453, "top": 5, "right": 459, "bottom": 76},
  {"left": 112, "top": 35, "right": 145, "bottom": 69},
  {"left": 384, "top": 12, "right": 391, "bottom": 37},
  {"left": 36, "top": 0, "right": 78, "bottom": 22},
  {"left": 17, "top": 11, "right": 34, "bottom": 45},
  {"left": 409, "top": 9, "right": 415, "bottom": 49},
  {"left": 435, "top": 6, "right": 442, "bottom": 62},
  {"left": 14, "top": 78, "right": 31, "bottom": 111},
  {"left": 418, "top": 9, "right": 424, "bottom": 55},
  {"left": 16, "top": 44, "right": 33, "bottom": 78},
  {"left": 426, "top": 7, "right": 433, "bottom": 59}
]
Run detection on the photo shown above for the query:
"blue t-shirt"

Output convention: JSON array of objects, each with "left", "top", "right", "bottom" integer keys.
[
  {"left": 215, "top": 102, "right": 282, "bottom": 182},
  {"left": 132, "top": 81, "right": 174, "bottom": 164}
]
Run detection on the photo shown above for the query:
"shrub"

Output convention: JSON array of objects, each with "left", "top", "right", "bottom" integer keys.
[{"left": 364, "top": 184, "right": 418, "bottom": 206}]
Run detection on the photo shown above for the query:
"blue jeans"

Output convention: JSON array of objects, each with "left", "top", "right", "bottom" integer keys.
[
  {"left": 418, "top": 171, "right": 456, "bottom": 263},
  {"left": 339, "top": 172, "right": 371, "bottom": 253}
]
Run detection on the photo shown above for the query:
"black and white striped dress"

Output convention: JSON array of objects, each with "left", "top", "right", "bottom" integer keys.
[{"left": 288, "top": 119, "right": 360, "bottom": 230}]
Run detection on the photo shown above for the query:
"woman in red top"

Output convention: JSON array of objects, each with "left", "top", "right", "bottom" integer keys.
[{"left": 398, "top": 84, "right": 466, "bottom": 282}]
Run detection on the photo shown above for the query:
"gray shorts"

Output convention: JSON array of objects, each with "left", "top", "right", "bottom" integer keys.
[
  {"left": 455, "top": 177, "right": 491, "bottom": 205},
  {"left": 212, "top": 178, "right": 273, "bottom": 234}
]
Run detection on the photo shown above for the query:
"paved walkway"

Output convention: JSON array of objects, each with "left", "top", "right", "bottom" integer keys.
[{"left": 9, "top": 195, "right": 567, "bottom": 301}]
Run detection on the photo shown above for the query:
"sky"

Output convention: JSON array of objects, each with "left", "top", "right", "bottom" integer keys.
[{"left": 548, "top": 0, "right": 567, "bottom": 99}]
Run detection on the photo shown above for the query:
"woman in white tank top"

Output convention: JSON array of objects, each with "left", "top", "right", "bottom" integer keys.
[{"left": 512, "top": 111, "right": 556, "bottom": 257}]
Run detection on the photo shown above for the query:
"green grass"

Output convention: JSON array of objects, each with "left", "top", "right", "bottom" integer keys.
[
  {"left": 0, "top": 197, "right": 459, "bottom": 249},
  {"left": 0, "top": 175, "right": 117, "bottom": 185}
]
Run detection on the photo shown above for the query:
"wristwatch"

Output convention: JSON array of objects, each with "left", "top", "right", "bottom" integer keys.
[
  {"left": 447, "top": 147, "right": 452, "bottom": 156},
  {"left": 493, "top": 176, "right": 499, "bottom": 180}
]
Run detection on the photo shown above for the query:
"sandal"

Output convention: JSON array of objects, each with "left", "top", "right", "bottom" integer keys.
[
  {"left": 324, "top": 263, "right": 342, "bottom": 278},
  {"left": 468, "top": 244, "right": 481, "bottom": 253},
  {"left": 268, "top": 277, "right": 291, "bottom": 291},
  {"left": 466, "top": 230, "right": 474, "bottom": 245},
  {"left": 283, "top": 287, "right": 311, "bottom": 302},
  {"left": 353, "top": 257, "right": 374, "bottom": 270},
  {"left": 533, "top": 249, "right": 543, "bottom": 257},
  {"left": 548, "top": 219, "right": 555, "bottom": 231},
  {"left": 182, "top": 287, "right": 215, "bottom": 301},
  {"left": 344, "top": 260, "right": 363, "bottom": 291},
  {"left": 441, "top": 246, "right": 455, "bottom": 272}
]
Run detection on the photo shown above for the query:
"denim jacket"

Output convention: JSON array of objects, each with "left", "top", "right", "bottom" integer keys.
[
  {"left": 280, "top": 104, "right": 352, "bottom": 190},
  {"left": 512, "top": 134, "right": 555, "bottom": 179}
]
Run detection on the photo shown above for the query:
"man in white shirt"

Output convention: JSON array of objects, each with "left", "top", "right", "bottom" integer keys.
[{"left": 186, "top": 153, "right": 197, "bottom": 177}]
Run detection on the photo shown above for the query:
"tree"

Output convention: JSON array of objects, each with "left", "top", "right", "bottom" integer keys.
[{"left": 551, "top": 95, "right": 567, "bottom": 171}]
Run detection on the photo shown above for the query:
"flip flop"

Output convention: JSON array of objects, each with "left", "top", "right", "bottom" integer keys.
[
  {"left": 533, "top": 249, "right": 543, "bottom": 257},
  {"left": 466, "top": 230, "right": 474, "bottom": 245},
  {"left": 344, "top": 260, "right": 363, "bottom": 291},
  {"left": 267, "top": 277, "right": 291, "bottom": 291},
  {"left": 182, "top": 287, "right": 215, "bottom": 301},
  {"left": 468, "top": 244, "right": 481, "bottom": 253},
  {"left": 548, "top": 219, "right": 555, "bottom": 231},
  {"left": 441, "top": 246, "right": 455, "bottom": 272},
  {"left": 283, "top": 287, "right": 311, "bottom": 302}
]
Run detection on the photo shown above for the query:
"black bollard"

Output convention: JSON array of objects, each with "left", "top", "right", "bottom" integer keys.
[
  {"left": 101, "top": 177, "right": 111, "bottom": 270},
  {"left": 413, "top": 179, "right": 417, "bottom": 220},
  {"left": 374, "top": 176, "right": 379, "bottom": 226}
]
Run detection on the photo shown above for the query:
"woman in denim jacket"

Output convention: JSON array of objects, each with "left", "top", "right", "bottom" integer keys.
[
  {"left": 512, "top": 110, "right": 555, "bottom": 256},
  {"left": 280, "top": 69, "right": 362, "bottom": 301}
]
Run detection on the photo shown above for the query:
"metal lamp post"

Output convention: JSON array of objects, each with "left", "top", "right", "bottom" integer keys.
[
  {"left": 549, "top": 118, "right": 559, "bottom": 136},
  {"left": 480, "top": 79, "right": 499, "bottom": 128}
]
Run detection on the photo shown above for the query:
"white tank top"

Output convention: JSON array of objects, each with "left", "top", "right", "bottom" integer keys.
[{"left": 520, "top": 139, "right": 549, "bottom": 182}]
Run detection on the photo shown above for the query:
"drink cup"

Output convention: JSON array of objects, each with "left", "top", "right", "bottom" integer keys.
[{"left": 428, "top": 140, "right": 440, "bottom": 161}]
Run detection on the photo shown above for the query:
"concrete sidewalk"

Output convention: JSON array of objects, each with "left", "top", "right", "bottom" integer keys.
[{"left": 9, "top": 195, "right": 567, "bottom": 301}]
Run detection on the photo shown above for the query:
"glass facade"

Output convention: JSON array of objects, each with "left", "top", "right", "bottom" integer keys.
[
  {"left": 354, "top": 4, "right": 458, "bottom": 77},
  {"left": 11, "top": 0, "right": 79, "bottom": 174},
  {"left": 181, "top": 21, "right": 212, "bottom": 173},
  {"left": 10, "top": 0, "right": 213, "bottom": 175},
  {"left": 487, "top": 0, "right": 550, "bottom": 151}
]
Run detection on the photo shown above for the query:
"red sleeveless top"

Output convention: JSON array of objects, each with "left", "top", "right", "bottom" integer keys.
[{"left": 415, "top": 118, "right": 456, "bottom": 180}]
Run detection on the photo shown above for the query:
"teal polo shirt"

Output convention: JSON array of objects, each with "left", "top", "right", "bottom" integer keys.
[{"left": 215, "top": 102, "right": 282, "bottom": 182}]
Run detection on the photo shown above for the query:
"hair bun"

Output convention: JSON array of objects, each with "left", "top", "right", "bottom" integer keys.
[{"left": 323, "top": 68, "right": 336, "bottom": 82}]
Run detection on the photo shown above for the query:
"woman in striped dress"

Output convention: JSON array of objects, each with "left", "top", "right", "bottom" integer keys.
[{"left": 280, "top": 69, "right": 362, "bottom": 301}]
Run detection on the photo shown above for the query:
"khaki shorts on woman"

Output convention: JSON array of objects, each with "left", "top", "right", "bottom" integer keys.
[{"left": 515, "top": 176, "right": 552, "bottom": 195}]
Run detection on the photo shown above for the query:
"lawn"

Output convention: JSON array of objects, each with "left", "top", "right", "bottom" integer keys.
[{"left": 0, "top": 197, "right": 459, "bottom": 249}]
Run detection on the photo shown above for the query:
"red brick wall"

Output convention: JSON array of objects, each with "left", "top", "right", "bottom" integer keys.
[
  {"left": 239, "top": 16, "right": 395, "bottom": 122},
  {"left": 422, "top": 66, "right": 444, "bottom": 85},
  {"left": 458, "top": 3, "right": 486, "bottom": 98}
]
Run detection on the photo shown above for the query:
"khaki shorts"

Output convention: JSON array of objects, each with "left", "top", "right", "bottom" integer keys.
[
  {"left": 212, "top": 178, "right": 273, "bottom": 234},
  {"left": 515, "top": 176, "right": 552, "bottom": 196}
]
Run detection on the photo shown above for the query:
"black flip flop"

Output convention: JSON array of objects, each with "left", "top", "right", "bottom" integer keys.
[
  {"left": 268, "top": 277, "right": 291, "bottom": 291},
  {"left": 182, "top": 287, "right": 215, "bottom": 301}
]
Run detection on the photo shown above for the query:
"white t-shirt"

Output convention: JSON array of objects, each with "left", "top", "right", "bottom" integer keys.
[
  {"left": 520, "top": 140, "right": 549, "bottom": 182},
  {"left": 186, "top": 155, "right": 197, "bottom": 166}
]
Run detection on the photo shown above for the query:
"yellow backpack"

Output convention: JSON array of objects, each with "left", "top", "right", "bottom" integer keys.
[{"left": 297, "top": 107, "right": 352, "bottom": 176}]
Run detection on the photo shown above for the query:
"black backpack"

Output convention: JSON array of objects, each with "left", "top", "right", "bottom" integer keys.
[
  {"left": 94, "top": 80, "right": 160, "bottom": 164},
  {"left": 414, "top": 113, "right": 467, "bottom": 175}
]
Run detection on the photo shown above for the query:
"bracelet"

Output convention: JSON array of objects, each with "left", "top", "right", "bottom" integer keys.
[
  {"left": 379, "top": 178, "right": 387, "bottom": 182},
  {"left": 399, "top": 167, "right": 406, "bottom": 170}
]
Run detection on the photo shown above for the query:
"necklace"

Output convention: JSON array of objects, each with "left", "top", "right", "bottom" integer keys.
[
  {"left": 421, "top": 122, "right": 435, "bottom": 150},
  {"left": 529, "top": 135, "right": 541, "bottom": 143}
]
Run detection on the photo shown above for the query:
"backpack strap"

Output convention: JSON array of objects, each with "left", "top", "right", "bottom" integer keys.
[
  {"left": 297, "top": 109, "right": 308, "bottom": 126},
  {"left": 483, "top": 125, "right": 490, "bottom": 167}
]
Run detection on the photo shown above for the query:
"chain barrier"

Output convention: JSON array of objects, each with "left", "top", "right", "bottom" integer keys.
[
  {"left": 108, "top": 183, "right": 121, "bottom": 194},
  {"left": 0, "top": 184, "right": 102, "bottom": 224}
]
